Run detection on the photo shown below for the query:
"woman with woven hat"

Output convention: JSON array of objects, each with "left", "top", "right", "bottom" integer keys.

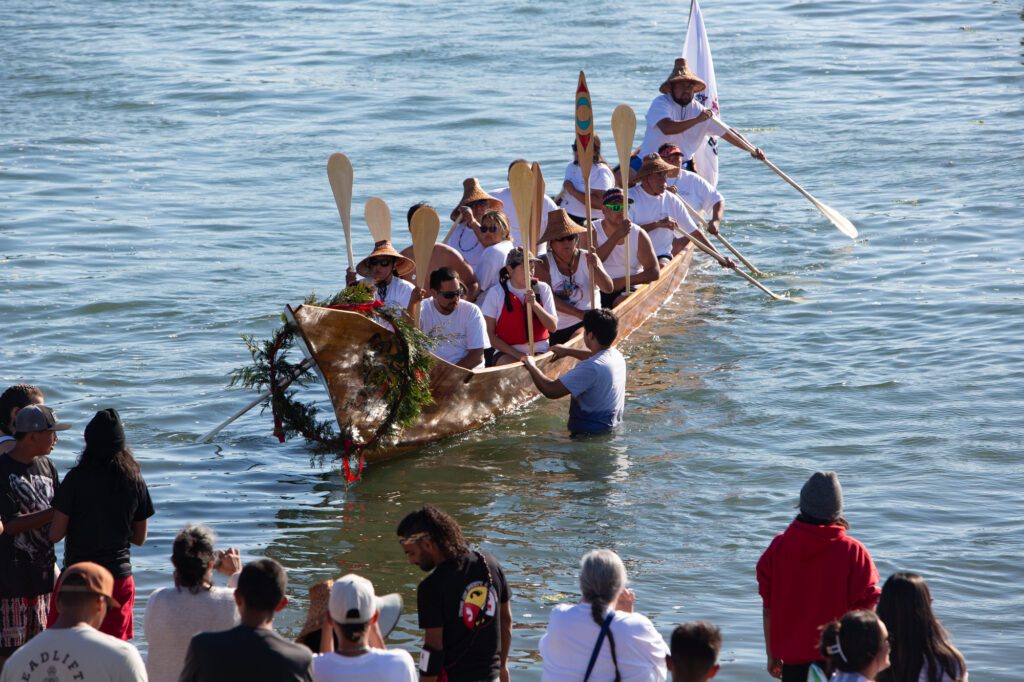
[
  {"left": 445, "top": 178, "right": 504, "bottom": 270},
  {"left": 479, "top": 247, "right": 559, "bottom": 365},
  {"left": 534, "top": 209, "right": 614, "bottom": 344},
  {"left": 637, "top": 57, "right": 765, "bottom": 176},
  {"left": 48, "top": 408, "right": 155, "bottom": 641},
  {"left": 560, "top": 135, "right": 615, "bottom": 225},
  {"left": 345, "top": 239, "right": 417, "bottom": 312}
]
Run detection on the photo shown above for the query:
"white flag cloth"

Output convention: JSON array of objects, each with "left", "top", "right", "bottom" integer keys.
[{"left": 683, "top": 0, "right": 720, "bottom": 188}]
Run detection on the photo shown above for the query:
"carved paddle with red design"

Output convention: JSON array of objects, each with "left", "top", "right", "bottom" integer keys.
[{"left": 575, "top": 71, "right": 597, "bottom": 308}]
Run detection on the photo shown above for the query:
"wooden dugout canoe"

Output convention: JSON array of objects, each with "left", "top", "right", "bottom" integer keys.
[{"left": 286, "top": 244, "right": 694, "bottom": 462}]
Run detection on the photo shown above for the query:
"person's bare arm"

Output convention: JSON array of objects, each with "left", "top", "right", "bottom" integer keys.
[
  {"left": 499, "top": 600, "right": 512, "bottom": 682},
  {"left": 448, "top": 250, "right": 480, "bottom": 301},
  {"left": 522, "top": 356, "right": 570, "bottom": 399},
  {"left": 48, "top": 509, "right": 69, "bottom": 543},
  {"left": 525, "top": 289, "right": 559, "bottom": 333},
  {"left": 706, "top": 199, "right": 725, "bottom": 235},
  {"left": 7, "top": 508, "right": 55, "bottom": 536},
  {"left": 656, "top": 109, "right": 713, "bottom": 135},
  {"left": 455, "top": 349, "right": 484, "bottom": 369},
  {"left": 131, "top": 518, "right": 148, "bottom": 546},
  {"left": 611, "top": 232, "right": 660, "bottom": 290},
  {"left": 420, "top": 627, "right": 444, "bottom": 682},
  {"left": 550, "top": 345, "right": 595, "bottom": 362},
  {"left": 722, "top": 130, "right": 766, "bottom": 159},
  {"left": 588, "top": 252, "right": 615, "bottom": 293}
]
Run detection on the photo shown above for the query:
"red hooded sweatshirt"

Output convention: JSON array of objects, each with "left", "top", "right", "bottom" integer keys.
[{"left": 756, "top": 520, "right": 880, "bottom": 664}]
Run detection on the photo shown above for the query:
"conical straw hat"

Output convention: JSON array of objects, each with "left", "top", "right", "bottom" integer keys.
[
  {"left": 631, "top": 153, "right": 678, "bottom": 184},
  {"left": 659, "top": 57, "right": 706, "bottom": 94},
  {"left": 356, "top": 239, "right": 416, "bottom": 278},
  {"left": 538, "top": 209, "right": 588, "bottom": 244},
  {"left": 449, "top": 178, "right": 504, "bottom": 221}
]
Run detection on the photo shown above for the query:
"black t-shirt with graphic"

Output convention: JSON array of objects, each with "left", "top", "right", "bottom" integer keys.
[
  {"left": 53, "top": 465, "right": 155, "bottom": 578},
  {"left": 417, "top": 550, "right": 511, "bottom": 682},
  {"left": 0, "top": 454, "right": 59, "bottom": 598}
]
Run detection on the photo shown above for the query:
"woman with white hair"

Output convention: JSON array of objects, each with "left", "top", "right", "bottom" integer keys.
[{"left": 539, "top": 549, "right": 668, "bottom": 681}]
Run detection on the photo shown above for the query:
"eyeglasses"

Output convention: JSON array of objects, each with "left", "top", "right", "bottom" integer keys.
[
  {"left": 437, "top": 290, "right": 461, "bottom": 300},
  {"left": 466, "top": 199, "right": 488, "bottom": 208},
  {"left": 552, "top": 235, "right": 578, "bottom": 243},
  {"left": 478, "top": 224, "right": 500, "bottom": 233},
  {"left": 367, "top": 258, "right": 394, "bottom": 268},
  {"left": 604, "top": 203, "right": 625, "bottom": 212}
]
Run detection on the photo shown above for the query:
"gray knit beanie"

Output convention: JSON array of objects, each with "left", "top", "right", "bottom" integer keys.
[{"left": 799, "top": 471, "right": 843, "bottom": 520}]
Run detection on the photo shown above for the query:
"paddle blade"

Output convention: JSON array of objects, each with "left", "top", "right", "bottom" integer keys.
[
  {"left": 364, "top": 197, "right": 391, "bottom": 244},
  {"left": 611, "top": 104, "right": 637, "bottom": 178},
  {"left": 326, "top": 153, "right": 355, "bottom": 269},
  {"left": 410, "top": 205, "right": 441, "bottom": 288},
  {"left": 575, "top": 71, "right": 595, "bottom": 180},
  {"left": 509, "top": 161, "right": 534, "bottom": 250},
  {"left": 530, "top": 162, "right": 546, "bottom": 253},
  {"left": 813, "top": 199, "right": 858, "bottom": 239}
]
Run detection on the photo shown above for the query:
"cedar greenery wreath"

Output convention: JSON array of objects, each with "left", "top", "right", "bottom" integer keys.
[{"left": 230, "top": 284, "right": 436, "bottom": 481}]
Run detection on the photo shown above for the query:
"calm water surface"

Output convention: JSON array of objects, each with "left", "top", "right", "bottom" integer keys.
[{"left": 2, "top": 0, "right": 1023, "bottom": 678}]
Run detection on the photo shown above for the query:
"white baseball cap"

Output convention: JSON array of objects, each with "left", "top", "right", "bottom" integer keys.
[{"left": 328, "top": 574, "right": 402, "bottom": 628}]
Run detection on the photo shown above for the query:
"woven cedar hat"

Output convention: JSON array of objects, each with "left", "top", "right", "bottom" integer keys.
[
  {"left": 449, "top": 178, "right": 504, "bottom": 221},
  {"left": 659, "top": 57, "right": 706, "bottom": 94},
  {"left": 538, "top": 209, "right": 587, "bottom": 244},
  {"left": 632, "top": 153, "right": 678, "bottom": 183},
  {"left": 356, "top": 240, "right": 416, "bottom": 278}
]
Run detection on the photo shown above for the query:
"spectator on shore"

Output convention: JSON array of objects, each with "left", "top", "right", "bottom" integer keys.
[
  {"left": 48, "top": 408, "right": 154, "bottom": 640},
  {"left": 876, "top": 573, "right": 968, "bottom": 682},
  {"left": 309, "top": 574, "right": 414, "bottom": 682},
  {"left": 668, "top": 621, "right": 721, "bottom": 682},
  {"left": 397, "top": 504, "right": 512, "bottom": 682},
  {"left": 757, "top": 471, "right": 881, "bottom": 682},
  {"left": 0, "top": 384, "right": 44, "bottom": 456},
  {"left": 522, "top": 308, "right": 626, "bottom": 435},
  {"left": 180, "top": 558, "right": 313, "bottom": 682},
  {"left": 0, "top": 405, "right": 68, "bottom": 673},
  {"left": 144, "top": 525, "right": 241, "bottom": 682},
  {"left": 819, "top": 610, "right": 891, "bottom": 682},
  {"left": 0, "top": 562, "right": 146, "bottom": 682},
  {"left": 539, "top": 549, "right": 668, "bottom": 681}
]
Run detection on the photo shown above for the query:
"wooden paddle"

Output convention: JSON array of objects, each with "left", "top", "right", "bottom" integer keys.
[
  {"left": 714, "top": 116, "right": 857, "bottom": 239},
  {"left": 671, "top": 226, "right": 805, "bottom": 302},
  {"left": 508, "top": 161, "right": 535, "bottom": 355},
  {"left": 611, "top": 104, "right": 637, "bottom": 292},
  {"left": 575, "top": 71, "right": 597, "bottom": 308},
  {"left": 678, "top": 198, "right": 766, "bottom": 277},
  {"left": 409, "top": 205, "right": 440, "bottom": 326},
  {"left": 525, "top": 162, "right": 548, "bottom": 355},
  {"left": 326, "top": 153, "right": 355, "bottom": 272},
  {"left": 364, "top": 197, "right": 392, "bottom": 244}
]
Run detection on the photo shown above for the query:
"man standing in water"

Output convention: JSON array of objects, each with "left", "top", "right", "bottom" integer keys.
[
  {"left": 397, "top": 505, "right": 512, "bottom": 682},
  {"left": 636, "top": 57, "right": 764, "bottom": 175},
  {"left": 521, "top": 308, "right": 626, "bottom": 435}
]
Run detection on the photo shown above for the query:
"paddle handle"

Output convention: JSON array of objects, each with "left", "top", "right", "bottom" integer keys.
[
  {"left": 197, "top": 357, "right": 315, "bottom": 443},
  {"left": 673, "top": 226, "right": 785, "bottom": 301}
]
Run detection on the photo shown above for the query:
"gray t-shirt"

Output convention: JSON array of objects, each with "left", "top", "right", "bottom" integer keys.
[
  {"left": 0, "top": 624, "right": 147, "bottom": 682},
  {"left": 559, "top": 347, "right": 626, "bottom": 433}
]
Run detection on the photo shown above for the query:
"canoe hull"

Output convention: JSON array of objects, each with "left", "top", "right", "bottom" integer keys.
[{"left": 288, "top": 245, "right": 694, "bottom": 462}]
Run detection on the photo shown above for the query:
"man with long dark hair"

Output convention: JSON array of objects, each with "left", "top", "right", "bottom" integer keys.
[{"left": 397, "top": 505, "right": 512, "bottom": 682}]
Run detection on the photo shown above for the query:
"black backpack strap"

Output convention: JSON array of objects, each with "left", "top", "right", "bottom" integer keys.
[{"left": 583, "top": 612, "right": 615, "bottom": 682}]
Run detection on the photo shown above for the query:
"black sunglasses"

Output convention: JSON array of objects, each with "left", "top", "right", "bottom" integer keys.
[
  {"left": 367, "top": 257, "right": 394, "bottom": 268},
  {"left": 552, "top": 235, "right": 578, "bottom": 243},
  {"left": 437, "top": 290, "right": 462, "bottom": 300},
  {"left": 477, "top": 224, "right": 500, "bottom": 233}
]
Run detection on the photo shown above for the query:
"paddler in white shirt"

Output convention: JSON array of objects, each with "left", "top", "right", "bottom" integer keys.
[
  {"left": 409, "top": 268, "right": 489, "bottom": 369},
  {"left": 490, "top": 160, "right": 555, "bottom": 255},
  {"left": 630, "top": 154, "right": 732, "bottom": 266},
  {"left": 345, "top": 240, "right": 417, "bottom": 311},
  {"left": 400, "top": 202, "right": 480, "bottom": 301},
  {"left": 589, "top": 187, "right": 660, "bottom": 309},
  {"left": 446, "top": 178, "right": 504, "bottom": 270},
  {"left": 660, "top": 143, "right": 726, "bottom": 236},
  {"left": 634, "top": 57, "right": 764, "bottom": 180}
]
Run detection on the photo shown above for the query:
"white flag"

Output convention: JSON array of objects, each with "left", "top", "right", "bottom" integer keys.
[{"left": 683, "top": 0, "right": 720, "bottom": 188}]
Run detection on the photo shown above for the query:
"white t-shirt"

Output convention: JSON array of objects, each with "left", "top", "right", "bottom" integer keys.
[
  {"left": 638, "top": 93, "right": 729, "bottom": 160},
  {"left": 668, "top": 168, "right": 723, "bottom": 215},
  {"left": 1, "top": 624, "right": 148, "bottom": 682},
  {"left": 475, "top": 241, "right": 514, "bottom": 293},
  {"left": 545, "top": 250, "right": 598, "bottom": 330},
  {"left": 490, "top": 187, "right": 555, "bottom": 254},
  {"left": 592, "top": 219, "right": 644, "bottom": 280},
  {"left": 559, "top": 163, "right": 616, "bottom": 217},
  {"left": 539, "top": 602, "right": 667, "bottom": 682},
  {"left": 312, "top": 649, "right": 417, "bottom": 682},
  {"left": 448, "top": 222, "right": 484, "bottom": 269},
  {"left": 144, "top": 585, "right": 240, "bottom": 682},
  {"left": 418, "top": 298, "right": 489, "bottom": 367},
  {"left": 629, "top": 187, "right": 699, "bottom": 258},
  {"left": 370, "top": 276, "right": 414, "bottom": 310},
  {"left": 480, "top": 280, "right": 557, "bottom": 355},
  {"left": 559, "top": 347, "right": 626, "bottom": 433}
]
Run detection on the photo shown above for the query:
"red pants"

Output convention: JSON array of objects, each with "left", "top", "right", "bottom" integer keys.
[{"left": 48, "top": 574, "right": 135, "bottom": 640}]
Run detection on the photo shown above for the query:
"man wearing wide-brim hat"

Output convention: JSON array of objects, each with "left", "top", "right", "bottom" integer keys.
[
  {"left": 534, "top": 209, "right": 614, "bottom": 345},
  {"left": 659, "top": 142, "right": 726, "bottom": 237},
  {"left": 636, "top": 57, "right": 765, "bottom": 178},
  {"left": 630, "top": 153, "right": 732, "bottom": 266},
  {"left": 345, "top": 239, "right": 418, "bottom": 313},
  {"left": 444, "top": 178, "right": 504, "bottom": 270}
]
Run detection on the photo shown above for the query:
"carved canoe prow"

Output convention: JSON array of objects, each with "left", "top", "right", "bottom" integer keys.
[{"left": 287, "top": 245, "right": 694, "bottom": 462}]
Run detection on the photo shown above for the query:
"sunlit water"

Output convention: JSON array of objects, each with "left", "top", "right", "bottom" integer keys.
[{"left": 2, "top": 0, "right": 1023, "bottom": 678}]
